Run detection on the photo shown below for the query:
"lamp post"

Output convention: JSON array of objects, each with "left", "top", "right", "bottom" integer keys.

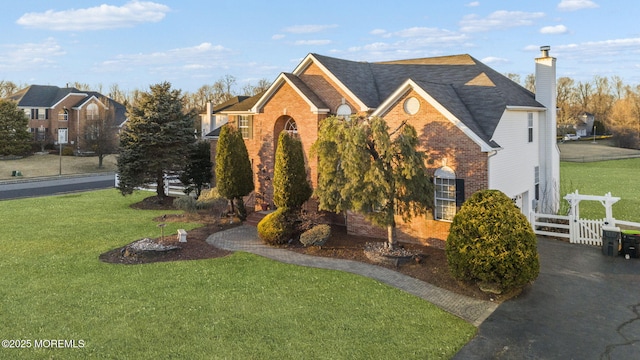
[{"left": 58, "top": 128, "right": 68, "bottom": 176}]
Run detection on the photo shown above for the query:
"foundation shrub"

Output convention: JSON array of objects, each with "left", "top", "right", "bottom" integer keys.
[
  {"left": 446, "top": 189, "right": 540, "bottom": 292},
  {"left": 257, "top": 207, "right": 295, "bottom": 245}
]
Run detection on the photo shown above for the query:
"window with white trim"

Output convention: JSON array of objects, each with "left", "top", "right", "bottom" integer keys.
[
  {"left": 336, "top": 104, "right": 351, "bottom": 120},
  {"left": 434, "top": 166, "right": 457, "bottom": 221},
  {"left": 36, "top": 108, "right": 47, "bottom": 120},
  {"left": 87, "top": 103, "right": 99, "bottom": 121},
  {"left": 238, "top": 115, "right": 253, "bottom": 139},
  {"left": 284, "top": 118, "right": 297, "bottom": 135},
  {"left": 528, "top": 113, "right": 533, "bottom": 143}
]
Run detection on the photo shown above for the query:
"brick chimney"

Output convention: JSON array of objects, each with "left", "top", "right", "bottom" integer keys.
[{"left": 535, "top": 46, "right": 560, "bottom": 213}]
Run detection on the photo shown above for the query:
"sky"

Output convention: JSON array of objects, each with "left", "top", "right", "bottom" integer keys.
[{"left": 1, "top": 0, "right": 639, "bottom": 95}]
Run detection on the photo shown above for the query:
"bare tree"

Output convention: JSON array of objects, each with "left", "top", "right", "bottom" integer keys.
[{"left": 82, "top": 97, "right": 120, "bottom": 168}]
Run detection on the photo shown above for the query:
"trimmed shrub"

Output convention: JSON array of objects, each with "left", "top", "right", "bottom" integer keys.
[
  {"left": 257, "top": 207, "right": 295, "bottom": 245},
  {"left": 299, "top": 224, "right": 331, "bottom": 247},
  {"left": 446, "top": 189, "right": 540, "bottom": 292}
]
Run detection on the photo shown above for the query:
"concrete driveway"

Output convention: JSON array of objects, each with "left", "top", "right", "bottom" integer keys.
[{"left": 454, "top": 237, "right": 640, "bottom": 359}]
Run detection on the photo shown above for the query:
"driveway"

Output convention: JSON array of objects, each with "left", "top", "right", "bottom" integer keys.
[{"left": 454, "top": 237, "right": 640, "bottom": 359}]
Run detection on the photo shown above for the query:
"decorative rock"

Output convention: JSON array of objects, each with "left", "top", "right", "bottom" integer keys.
[{"left": 123, "top": 238, "right": 180, "bottom": 257}]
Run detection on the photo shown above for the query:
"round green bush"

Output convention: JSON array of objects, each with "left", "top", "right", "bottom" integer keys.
[
  {"left": 445, "top": 189, "right": 539, "bottom": 292},
  {"left": 257, "top": 207, "right": 295, "bottom": 245}
]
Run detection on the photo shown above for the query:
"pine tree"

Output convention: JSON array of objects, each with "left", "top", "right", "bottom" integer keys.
[
  {"left": 312, "top": 116, "right": 433, "bottom": 247},
  {"left": 273, "top": 131, "right": 312, "bottom": 209},
  {"left": 0, "top": 100, "right": 31, "bottom": 156},
  {"left": 180, "top": 140, "right": 212, "bottom": 198},
  {"left": 117, "top": 82, "right": 196, "bottom": 200},
  {"left": 215, "top": 125, "right": 253, "bottom": 215}
]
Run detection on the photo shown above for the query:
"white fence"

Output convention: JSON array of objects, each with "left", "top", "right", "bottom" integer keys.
[
  {"left": 114, "top": 174, "right": 187, "bottom": 197},
  {"left": 531, "top": 212, "right": 640, "bottom": 246}
]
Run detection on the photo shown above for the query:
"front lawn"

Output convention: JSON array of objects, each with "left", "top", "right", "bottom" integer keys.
[{"left": 0, "top": 190, "right": 475, "bottom": 359}]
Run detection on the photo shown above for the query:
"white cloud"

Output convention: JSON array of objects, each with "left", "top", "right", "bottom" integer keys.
[
  {"left": 481, "top": 56, "right": 509, "bottom": 65},
  {"left": 16, "top": 1, "right": 170, "bottom": 31},
  {"left": 272, "top": 34, "right": 285, "bottom": 40},
  {"left": 97, "top": 42, "right": 229, "bottom": 73},
  {"left": 370, "top": 29, "right": 387, "bottom": 35},
  {"left": 540, "top": 24, "right": 569, "bottom": 34},
  {"left": 294, "top": 40, "right": 332, "bottom": 46},
  {"left": 459, "top": 10, "right": 545, "bottom": 33},
  {"left": 466, "top": 1, "right": 480, "bottom": 6},
  {"left": 0, "top": 38, "right": 65, "bottom": 71},
  {"left": 283, "top": 24, "right": 338, "bottom": 34},
  {"left": 557, "top": 0, "right": 599, "bottom": 11}
]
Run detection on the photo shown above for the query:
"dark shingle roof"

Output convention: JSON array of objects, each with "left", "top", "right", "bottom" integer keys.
[
  {"left": 282, "top": 73, "right": 328, "bottom": 111},
  {"left": 310, "top": 53, "right": 544, "bottom": 147}
]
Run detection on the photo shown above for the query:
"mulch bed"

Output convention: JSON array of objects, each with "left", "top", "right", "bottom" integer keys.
[{"left": 100, "top": 195, "right": 521, "bottom": 302}]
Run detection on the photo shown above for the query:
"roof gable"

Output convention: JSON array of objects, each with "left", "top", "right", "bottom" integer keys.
[{"left": 252, "top": 72, "right": 329, "bottom": 114}]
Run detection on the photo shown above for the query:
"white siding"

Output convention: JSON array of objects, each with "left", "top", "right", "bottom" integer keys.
[{"left": 488, "top": 110, "right": 540, "bottom": 205}]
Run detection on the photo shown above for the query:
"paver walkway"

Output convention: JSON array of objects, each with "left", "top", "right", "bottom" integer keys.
[{"left": 206, "top": 224, "right": 498, "bottom": 326}]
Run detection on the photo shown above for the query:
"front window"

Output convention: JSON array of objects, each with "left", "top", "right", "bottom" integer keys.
[
  {"left": 434, "top": 166, "right": 456, "bottom": 221},
  {"left": 87, "top": 103, "right": 99, "bottom": 121},
  {"left": 37, "top": 108, "right": 47, "bottom": 120},
  {"left": 238, "top": 115, "right": 253, "bottom": 139},
  {"left": 336, "top": 104, "right": 351, "bottom": 120},
  {"left": 59, "top": 109, "right": 68, "bottom": 121}
]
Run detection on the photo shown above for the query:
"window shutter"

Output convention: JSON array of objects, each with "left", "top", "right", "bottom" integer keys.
[
  {"left": 45, "top": 109, "right": 49, "bottom": 120},
  {"left": 455, "top": 179, "right": 465, "bottom": 207},
  {"left": 31, "top": 109, "right": 35, "bottom": 119}
]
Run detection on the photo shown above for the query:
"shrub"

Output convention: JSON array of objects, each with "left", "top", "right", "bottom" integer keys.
[
  {"left": 299, "top": 224, "right": 331, "bottom": 247},
  {"left": 173, "top": 196, "right": 198, "bottom": 213},
  {"left": 257, "top": 207, "right": 295, "bottom": 245},
  {"left": 446, "top": 189, "right": 540, "bottom": 292},
  {"left": 62, "top": 147, "right": 75, "bottom": 156}
]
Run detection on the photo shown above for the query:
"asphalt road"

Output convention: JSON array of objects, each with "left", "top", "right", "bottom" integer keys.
[{"left": 0, "top": 173, "right": 116, "bottom": 200}]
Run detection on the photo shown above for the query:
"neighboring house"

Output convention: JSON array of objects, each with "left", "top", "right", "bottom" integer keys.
[
  {"left": 202, "top": 95, "right": 263, "bottom": 185},
  {"left": 576, "top": 112, "right": 595, "bottom": 136},
  {"left": 208, "top": 47, "right": 559, "bottom": 243},
  {"left": 5, "top": 85, "right": 127, "bottom": 153}
]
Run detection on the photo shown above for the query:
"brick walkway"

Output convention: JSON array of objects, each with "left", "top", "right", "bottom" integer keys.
[{"left": 206, "top": 225, "right": 498, "bottom": 326}]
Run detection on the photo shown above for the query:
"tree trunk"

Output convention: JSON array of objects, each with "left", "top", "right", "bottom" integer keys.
[
  {"left": 156, "top": 172, "right": 166, "bottom": 199},
  {"left": 98, "top": 154, "right": 104, "bottom": 168},
  {"left": 387, "top": 224, "right": 397, "bottom": 249}
]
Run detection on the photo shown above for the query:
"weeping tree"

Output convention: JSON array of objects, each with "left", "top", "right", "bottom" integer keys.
[
  {"left": 312, "top": 116, "right": 433, "bottom": 248},
  {"left": 117, "top": 82, "right": 196, "bottom": 201},
  {"left": 215, "top": 125, "right": 253, "bottom": 218},
  {"left": 273, "top": 131, "right": 312, "bottom": 209}
]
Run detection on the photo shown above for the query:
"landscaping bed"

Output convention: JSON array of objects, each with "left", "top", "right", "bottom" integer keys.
[{"left": 101, "top": 195, "right": 515, "bottom": 302}]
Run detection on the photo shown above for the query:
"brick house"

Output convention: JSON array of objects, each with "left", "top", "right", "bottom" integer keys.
[
  {"left": 6, "top": 85, "right": 127, "bottom": 153},
  {"left": 208, "top": 47, "right": 559, "bottom": 243}
]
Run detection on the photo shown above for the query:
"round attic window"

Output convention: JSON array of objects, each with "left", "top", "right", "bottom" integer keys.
[{"left": 403, "top": 97, "right": 420, "bottom": 115}]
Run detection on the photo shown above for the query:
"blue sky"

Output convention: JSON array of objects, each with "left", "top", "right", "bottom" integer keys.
[{"left": 2, "top": 0, "right": 638, "bottom": 94}]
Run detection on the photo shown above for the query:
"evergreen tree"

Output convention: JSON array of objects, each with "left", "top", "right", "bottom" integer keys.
[
  {"left": 312, "top": 116, "right": 433, "bottom": 248},
  {"left": 180, "top": 140, "right": 213, "bottom": 198},
  {"left": 0, "top": 100, "right": 31, "bottom": 156},
  {"left": 117, "top": 82, "right": 196, "bottom": 200},
  {"left": 273, "top": 131, "right": 312, "bottom": 209},
  {"left": 215, "top": 125, "right": 253, "bottom": 215}
]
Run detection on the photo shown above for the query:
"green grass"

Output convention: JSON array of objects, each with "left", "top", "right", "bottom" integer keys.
[
  {"left": 0, "top": 190, "right": 475, "bottom": 359},
  {"left": 561, "top": 158, "right": 640, "bottom": 221}
]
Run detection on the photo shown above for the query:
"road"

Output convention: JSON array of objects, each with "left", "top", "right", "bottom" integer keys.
[{"left": 0, "top": 173, "right": 115, "bottom": 200}]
